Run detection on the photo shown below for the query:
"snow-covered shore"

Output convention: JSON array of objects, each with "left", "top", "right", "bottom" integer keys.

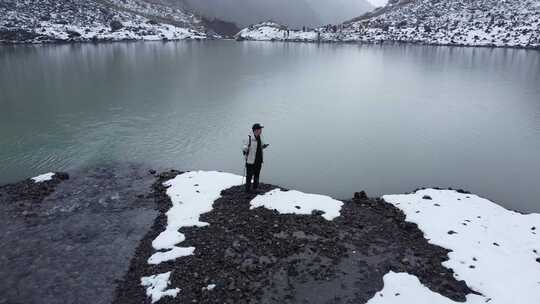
[
  {"left": 236, "top": 0, "right": 540, "bottom": 49},
  {"left": 2, "top": 168, "right": 539, "bottom": 303},
  {"left": 129, "top": 170, "right": 538, "bottom": 304}
]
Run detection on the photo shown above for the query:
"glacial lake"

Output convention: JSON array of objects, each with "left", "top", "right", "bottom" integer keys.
[{"left": 1, "top": 41, "right": 539, "bottom": 212}]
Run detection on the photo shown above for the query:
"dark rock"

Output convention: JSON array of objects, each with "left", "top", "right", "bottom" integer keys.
[
  {"left": 110, "top": 20, "right": 123, "bottom": 32},
  {"left": 422, "top": 195, "right": 432, "bottom": 200},
  {"left": 354, "top": 191, "right": 368, "bottom": 200},
  {"left": 66, "top": 30, "right": 81, "bottom": 38}
]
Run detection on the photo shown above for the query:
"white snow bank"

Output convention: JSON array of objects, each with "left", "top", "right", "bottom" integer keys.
[
  {"left": 31, "top": 172, "right": 55, "bottom": 183},
  {"left": 149, "top": 171, "right": 243, "bottom": 264},
  {"left": 382, "top": 189, "right": 540, "bottom": 304},
  {"left": 367, "top": 272, "right": 484, "bottom": 304},
  {"left": 140, "top": 272, "right": 180, "bottom": 303},
  {"left": 148, "top": 246, "right": 195, "bottom": 265},
  {"left": 250, "top": 188, "right": 343, "bottom": 220}
]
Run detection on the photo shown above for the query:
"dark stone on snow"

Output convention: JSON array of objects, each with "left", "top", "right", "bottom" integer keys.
[
  {"left": 110, "top": 20, "right": 123, "bottom": 32},
  {"left": 422, "top": 195, "right": 432, "bottom": 200},
  {"left": 354, "top": 191, "right": 368, "bottom": 200}
]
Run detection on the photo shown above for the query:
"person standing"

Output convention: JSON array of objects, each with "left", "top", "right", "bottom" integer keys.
[{"left": 242, "top": 123, "right": 269, "bottom": 193}]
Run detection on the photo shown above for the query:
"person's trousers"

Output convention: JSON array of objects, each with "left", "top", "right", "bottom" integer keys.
[{"left": 245, "top": 162, "right": 262, "bottom": 191}]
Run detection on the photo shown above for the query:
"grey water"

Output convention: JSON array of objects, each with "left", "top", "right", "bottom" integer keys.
[{"left": 1, "top": 41, "right": 539, "bottom": 213}]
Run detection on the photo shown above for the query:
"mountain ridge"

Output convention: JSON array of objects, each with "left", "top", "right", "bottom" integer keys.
[{"left": 236, "top": 0, "right": 540, "bottom": 49}]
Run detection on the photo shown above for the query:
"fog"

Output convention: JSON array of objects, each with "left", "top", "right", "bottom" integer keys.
[{"left": 179, "top": 0, "right": 374, "bottom": 27}]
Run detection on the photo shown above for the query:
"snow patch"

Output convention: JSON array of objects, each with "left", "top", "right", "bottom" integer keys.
[
  {"left": 382, "top": 189, "right": 540, "bottom": 304},
  {"left": 140, "top": 272, "right": 180, "bottom": 303},
  {"left": 31, "top": 172, "right": 55, "bottom": 183},
  {"left": 149, "top": 171, "right": 243, "bottom": 263},
  {"left": 366, "top": 272, "right": 484, "bottom": 304},
  {"left": 250, "top": 188, "right": 343, "bottom": 220},
  {"left": 143, "top": 171, "right": 242, "bottom": 302},
  {"left": 148, "top": 246, "right": 195, "bottom": 265}
]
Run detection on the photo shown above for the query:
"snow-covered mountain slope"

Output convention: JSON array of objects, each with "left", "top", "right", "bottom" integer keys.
[
  {"left": 0, "top": 0, "right": 211, "bottom": 43},
  {"left": 236, "top": 0, "right": 540, "bottom": 49}
]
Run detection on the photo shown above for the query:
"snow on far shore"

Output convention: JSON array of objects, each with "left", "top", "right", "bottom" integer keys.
[
  {"left": 250, "top": 188, "right": 343, "bottom": 220},
  {"left": 141, "top": 271, "right": 180, "bottom": 303},
  {"left": 236, "top": 22, "right": 318, "bottom": 41},
  {"left": 366, "top": 271, "right": 484, "bottom": 304},
  {"left": 382, "top": 189, "right": 540, "bottom": 304},
  {"left": 31, "top": 172, "right": 55, "bottom": 183},
  {"left": 149, "top": 171, "right": 243, "bottom": 264}
]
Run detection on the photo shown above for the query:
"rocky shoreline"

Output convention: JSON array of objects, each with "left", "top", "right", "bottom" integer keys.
[
  {"left": 113, "top": 170, "right": 474, "bottom": 304},
  {"left": 0, "top": 166, "right": 158, "bottom": 304},
  {"left": 1, "top": 167, "right": 538, "bottom": 304}
]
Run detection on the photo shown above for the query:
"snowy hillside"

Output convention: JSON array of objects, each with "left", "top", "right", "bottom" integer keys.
[
  {"left": 0, "top": 0, "right": 212, "bottom": 43},
  {"left": 236, "top": 0, "right": 540, "bottom": 49}
]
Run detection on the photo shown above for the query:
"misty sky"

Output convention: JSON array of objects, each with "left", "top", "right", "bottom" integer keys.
[{"left": 368, "top": 0, "right": 388, "bottom": 7}]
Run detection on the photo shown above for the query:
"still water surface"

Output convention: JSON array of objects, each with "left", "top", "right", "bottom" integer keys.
[{"left": 1, "top": 41, "right": 539, "bottom": 212}]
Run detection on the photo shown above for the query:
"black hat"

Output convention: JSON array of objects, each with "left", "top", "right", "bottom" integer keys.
[{"left": 252, "top": 123, "right": 264, "bottom": 130}]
